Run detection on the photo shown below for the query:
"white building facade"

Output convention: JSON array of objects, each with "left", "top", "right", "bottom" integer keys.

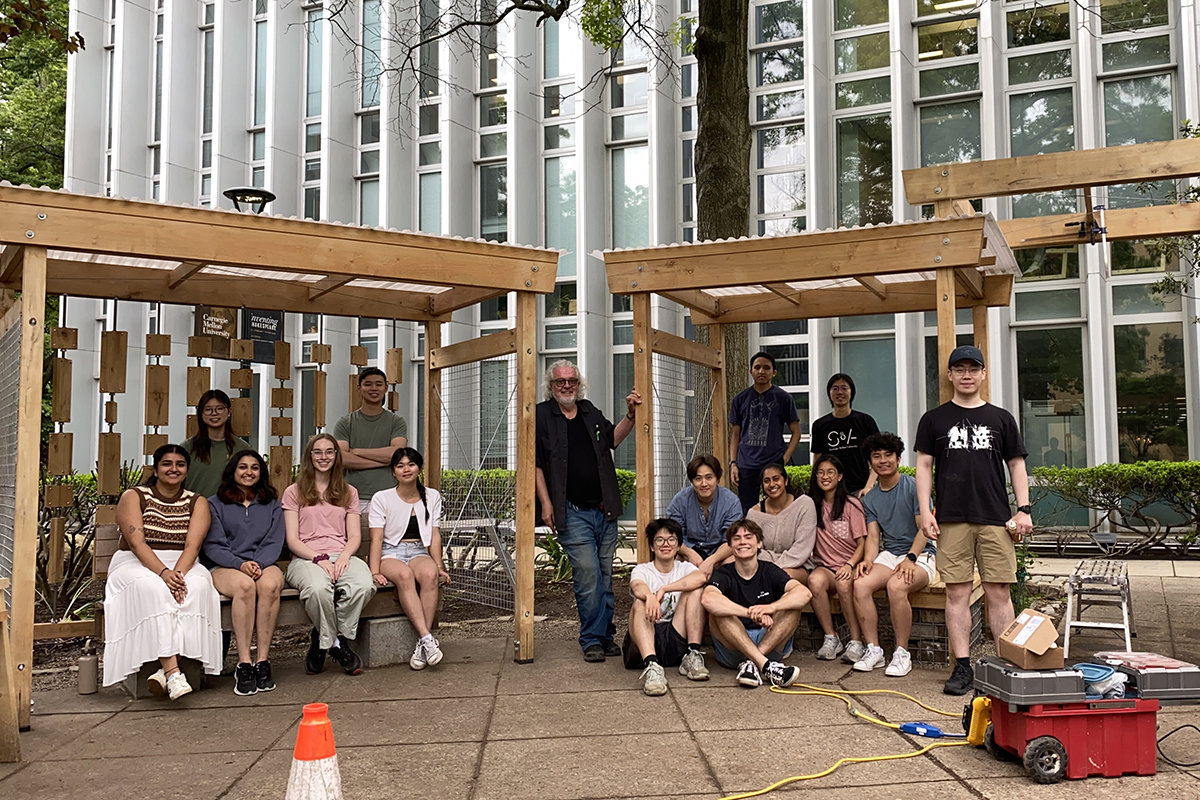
[{"left": 62, "top": 0, "right": 1199, "bottom": 520}]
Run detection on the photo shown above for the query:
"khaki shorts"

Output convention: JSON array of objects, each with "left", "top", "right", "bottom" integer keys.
[
  {"left": 935, "top": 522, "right": 1016, "bottom": 585},
  {"left": 874, "top": 551, "right": 938, "bottom": 585}
]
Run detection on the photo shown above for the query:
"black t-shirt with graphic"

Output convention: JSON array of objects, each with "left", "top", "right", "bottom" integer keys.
[
  {"left": 914, "top": 401, "right": 1028, "bottom": 526},
  {"left": 810, "top": 410, "right": 880, "bottom": 493},
  {"left": 708, "top": 559, "right": 792, "bottom": 629}
]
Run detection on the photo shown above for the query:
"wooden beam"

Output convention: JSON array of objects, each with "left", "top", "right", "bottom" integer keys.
[
  {"left": 955, "top": 267, "right": 984, "bottom": 299},
  {"left": 0, "top": 245, "right": 23, "bottom": 283},
  {"left": 973, "top": 305, "right": 990, "bottom": 404},
  {"left": 0, "top": 576, "right": 18, "bottom": 762},
  {"left": 0, "top": 185, "right": 559, "bottom": 293},
  {"left": 307, "top": 275, "right": 353, "bottom": 300},
  {"left": 513, "top": 291, "right": 537, "bottom": 663},
  {"left": 997, "top": 202, "right": 1200, "bottom": 249},
  {"left": 427, "top": 328, "right": 516, "bottom": 370},
  {"left": 12, "top": 245, "right": 46, "bottom": 729},
  {"left": 904, "top": 138, "right": 1200, "bottom": 204},
  {"left": 167, "top": 260, "right": 206, "bottom": 288},
  {"left": 32, "top": 620, "right": 97, "bottom": 640},
  {"left": 604, "top": 216, "right": 989, "bottom": 293},
  {"left": 429, "top": 286, "right": 506, "bottom": 316},
  {"left": 707, "top": 323, "right": 729, "bottom": 488},
  {"left": 855, "top": 276, "right": 888, "bottom": 300},
  {"left": 424, "top": 321, "right": 442, "bottom": 493},
  {"left": 936, "top": 268, "right": 956, "bottom": 404},
  {"left": 650, "top": 327, "right": 723, "bottom": 370},
  {"left": 764, "top": 283, "right": 803, "bottom": 305},
  {"left": 632, "top": 293, "right": 654, "bottom": 565},
  {"left": 658, "top": 290, "right": 721, "bottom": 317}
]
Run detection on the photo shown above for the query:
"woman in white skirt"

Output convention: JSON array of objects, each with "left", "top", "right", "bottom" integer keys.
[{"left": 103, "top": 444, "right": 223, "bottom": 698}]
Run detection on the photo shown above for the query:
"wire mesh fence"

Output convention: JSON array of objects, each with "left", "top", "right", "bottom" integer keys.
[
  {"left": 433, "top": 354, "right": 517, "bottom": 612},
  {"left": 0, "top": 321, "right": 20, "bottom": 612},
  {"left": 651, "top": 353, "right": 717, "bottom": 515}
]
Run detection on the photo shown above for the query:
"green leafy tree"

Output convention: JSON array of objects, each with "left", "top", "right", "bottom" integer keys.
[{"left": 0, "top": 0, "right": 83, "bottom": 53}]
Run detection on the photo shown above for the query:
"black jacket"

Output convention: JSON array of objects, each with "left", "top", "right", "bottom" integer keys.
[{"left": 535, "top": 398, "right": 624, "bottom": 529}]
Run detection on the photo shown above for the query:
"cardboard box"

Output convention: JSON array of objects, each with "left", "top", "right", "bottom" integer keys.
[{"left": 998, "top": 610, "right": 1065, "bottom": 670}]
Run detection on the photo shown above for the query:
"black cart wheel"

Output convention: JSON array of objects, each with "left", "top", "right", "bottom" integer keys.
[
  {"left": 984, "top": 723, "right": 1014, "bottom": 761},
  {"left": 1023, "top": 736, "right": 1068, "bottom": 784}
]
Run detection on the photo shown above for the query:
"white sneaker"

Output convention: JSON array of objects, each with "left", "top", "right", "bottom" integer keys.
[
  {"left": 146, "top": 668, "right": 167, "bottom": 697},
  {"left": 166, "top": 670, "right": 193, "bottom": 700},
  {"left": 422, "top": 637, "right": 444, "bottom": 667},
  {"left": 885, "top": 647, "right": 913, "bottom": 677},
  {"left": 816, "top": 634, "right": 843, "bottom": 661},
  {"left": 853, "top": 644, "right": 886, "bottom": 672},
  {"left": 410, "top": 642, "right": 428, "bottom": 670},
  {"left": 842, "top": 640, "right": 866, "bottom": 664},
  {"left": 641, "top": 661, "right": 668, "bottom": 696},
  {"left": 679, "top": 649, "right": 710, "bottom": 681}
]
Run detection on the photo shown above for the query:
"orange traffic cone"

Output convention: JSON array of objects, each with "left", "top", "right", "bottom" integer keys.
[{"left": 286, "top": 703, "right": 342, "bottom": 800}]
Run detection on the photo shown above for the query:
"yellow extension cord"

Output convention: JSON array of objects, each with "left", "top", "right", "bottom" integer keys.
[{"left": 717, "top": 683, "right": 973, "bottom": 800}]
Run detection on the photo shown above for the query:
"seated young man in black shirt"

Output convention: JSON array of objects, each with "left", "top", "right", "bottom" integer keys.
[{"left": 702, "top": 519, "right": 812, "bottom": 688}]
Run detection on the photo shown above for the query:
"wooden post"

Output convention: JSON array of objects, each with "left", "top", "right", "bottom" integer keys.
[
  {"left": 936, "top": 268, "right": 957, "bottom": 404},
  {"left": 632, "top": 293, "right": 654, "bottom": 564},
  {"left": 513, "top": 292, "right": 537, "bottom": 663},
  {"left": 313, "top": 369, "right": 327, "bottom": 429},
  {"left": 269, "top": 445, "right": 292, "bottom": 498},
  {"left": 0, "top": 578, "right": 19, "bottom": 761},
  {"left": 973, "top": 304, "right": 990, "bottom": 403},
  {"left": 423, "top": 323, "right": 441, "bottom": 491},
  {"left": 12, "top": 245, "right": 47, "bottom": 729},
  {"left": 144, "top": 364, "right": 170, "bottom": 426},
  {"left": 706, "top": 323, "right": 729, "bottom": 486}
]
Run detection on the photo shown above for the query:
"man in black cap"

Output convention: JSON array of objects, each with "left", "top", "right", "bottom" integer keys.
[{"left": 914, "top": 345, "right": 1032, "bottom": 696}]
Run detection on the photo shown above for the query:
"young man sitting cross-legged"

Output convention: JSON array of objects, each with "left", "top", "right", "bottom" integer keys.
[
  {"left": 622, "top": 518, "right": 711, "bottom": 695},
  {"left": 851, "top": 432, "right": 938, "bottom": 677},
  {"left": 701, "top": 519, "right": 811, "bottom": 688}
]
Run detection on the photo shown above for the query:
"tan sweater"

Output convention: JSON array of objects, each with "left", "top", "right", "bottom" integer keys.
[{"left": 746, "top": 494, "right": 817, "bottom": 570}]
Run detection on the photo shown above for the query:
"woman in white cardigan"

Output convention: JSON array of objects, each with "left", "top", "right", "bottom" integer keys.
[{"left": 368, "top": 447, "right": 451, "bottom": 670}]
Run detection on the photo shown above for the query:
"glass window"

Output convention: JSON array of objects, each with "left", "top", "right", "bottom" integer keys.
[
  {"left": 359, "top": 179, "right": 378, "bottom": 227},
  {"left": 306, "top": 123, "right": 322, "bottom": 153},
  {"left": 758, "top": 171, "right": 805, "bottom": 215},
  {"left": 480, "top": 295, "right": 508, "bottom": 321},
  {"left": 1114, "top": 322, "right": 1188, "bottom": 461},
  {"left": 1013, "top": 190, "right": 1076, "bottom": 219},
  {"left": 361, "top": 112, "right": 380, "bottom": 144},
  {"left": 302, "top": 313, "right": 320, "bottom": 334},
  {"left": 756, "top": 0, "right": 803, "bottom": 43},
  {"left": 480, "top": 164, "right": 506, "bottom": 242},
  {"left": 1104, "top": 74, "right": 1173, "bottom": 146},
  {"left": 419, "top": 141, "right": 441, "bottom": 166},
  {"left": 759, "top": 217, "right": 805, "bottom": 236},
  {"left": 613, "top": 320, "right": 633, "bottom": 345},
  {"left": 757, "top": 125, "right": 805, "bottom": 169},
  {"left": 299, "top": 369, "right": 315, "bottom": 445},
  {"left": 760, "top": 320, "right": 808, "bottom": 336},
  {"left": 544, "top": 17, "right": 562, "bottom": 79},
  {"left": 1008, "top": 49, "right": 1072, "bottom": 84},
  {"left": 835, "top": 76, "right": 890, "bottom": 109},
  {"left": 305, "top": 158, "right": 321, "bottom": 182},
  {"left": 757, "top": 46, "right": 804, "bottom": 86},
  {"left": 836, "top": 114, "right": 892, "bottom": 227},
  {"left": 1111, "top": 239, "right": 1173, "bottom": 273},
  {"left": 920, "top": 100, "right": 981, "bottom": 166},
  {"left": 840, "top": 338, "right": 896, "bottom": 432},
  {"left": 544, "top": 85, "right": 576, "bottom": 118},
  {"left": 1016, "top": 246, "right": 1080, "bottom": 281},
  {"left": 1099, "top": 0, "right": 1169, "bottom": 34},
  {"left": 761, "top": 343, "right": 808, "bottom": 386},
  {"left": 917, "top": 18, "right": 978, "bottom": 62},
  {"left": 306, "top": 10, "right": 323, "bottom": 118},
  {"left": 1006, "top": 3, "right": 1071, "bottom": 48},
  {"left": 612, "top": 114, "right": 648, "bottom": 140},
  {"left": 545, "top": 325, "right": 577, "bottom": 349},
  {"left": 1014, "top": 288, "right": 1081, "bottom": 320},
  {"left": 361, "top": 0, "right": 381, "bottom": 108},
  {"left": 480, "top": 133, "right": 505, "bottom": 158},
  {"left": 304, "top": 186, "right": 320, "bottom": 220},
  {"left": 545, "top": 282, "right": 577, "bottom": 318},
  {"left": 922, "top": 309, "right": 973, "bottom": 327},
  {"left": 840, "top": 314, "right": 893, "bottom": 332},
  {"left": 545, "top": 123, "right": 574, "bottom": 150},
  {"left": 479, "top": 360, "right": 509, "bottom": 469},
  {"left": 612, "top": 146, "right": 650, "bottom": 248},
  {"left": 545, "top": 156, "right": 577, "bottom": 278},
  {"left": 835, "top": 32, "right": 889, "bottom": 74},
  {"left": 1010, "top": 88, "right": 1074, "bottom": 157},
  {"left": 419, "top": 105, "right": 439, "bottom": 136},
  {"left": 1112, "top": 283, "right": 1181, "bottom": 314},
  {"left": 253, "top": 21, "right": 268, "bottom": 126},
  {"left": 252, "top": 131, "right": 266, "bottom": 160},
  {"left": 480, "top": 94, "right": 507, "bottom": 127},
  {"left": 419, "top": 173, "right": 441, "bottom": 234},
  {"left": 611, "top": 72, "right": 648, "bottom": 108},
  {"left": 613, "top": 353, "right": 636, "bottom": 471},
  {"left": 834, "top": 0, "right": 888, "bottom": 30},
  {"left": 1016, "top": 328, "right": 1087, "bottom": 468},
  {"left": 756, "top": 89, "right": 805, "bottom": 121},
  {"left": 1102, "top": 35, "right": 1171, "bottom": 72},
  {"left": 916, "top": 0, "right": 976, "bottom": 15},
  {"left": 924, "top": 333, "right": 972, "bottom": 410},
  {"left": 419, "top": 0, "right": 440, "bottom": 97},
  {"left": 919, "top": 63, "right": 979, "bottom": 97},
  {"left": 202, "top": 30, "right": 214, "bottom": 134}
]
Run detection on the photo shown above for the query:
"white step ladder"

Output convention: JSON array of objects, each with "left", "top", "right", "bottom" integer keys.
[{"left": 1063, "top": 559, "right": 1136, "bottom": 658}]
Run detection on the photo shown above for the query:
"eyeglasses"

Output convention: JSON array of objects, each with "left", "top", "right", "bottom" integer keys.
[
  {"left": 652, "top": 537, "right": 677, "bottom": 547},
  {"left": 816, "top": 470, "right": 840, "bottom": 478},
  {"left": 202, "top": 406, "right": 228, "bottom": 416},
  {"left": 551, "top": 378, "right": 580, "bottom": 388},
  {"left": 951, "top": 365, "right": 983, "bottom": 376}
]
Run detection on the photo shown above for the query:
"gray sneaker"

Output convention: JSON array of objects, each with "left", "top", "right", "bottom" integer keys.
[
  {"left": 679, "top": 650, "right": 710, "bottom": 681},
  {"left": 816, "top": 634, "right": 843, "bottom": 660},
  {"left": 641, "top": 661, "right": 668, "bottom": 696},
  {"left": 842, "top": 640, "right": 866, "bottom": 664},
  {"left": 853, "top": 644, "right": 886, "bottom": 672}
]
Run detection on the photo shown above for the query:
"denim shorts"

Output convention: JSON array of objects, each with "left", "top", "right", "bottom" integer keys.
[
  {"left": 712, "top": 625, "right": 794, "bottom": 669},
  {"left": 381, "top": 540, "right": 431, "bottom": 564}
]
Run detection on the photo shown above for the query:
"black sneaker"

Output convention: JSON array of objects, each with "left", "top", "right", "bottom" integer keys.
[
  {"left": 601, "top": 639, "right": 622, "bottom": 658},
  {"left": 329, "top": 639, "right": 364, "bottom": 676},
  {"left": 233, "top": 662, "right": 258, "bottom": 696},
  {"left": 254, "top": 660, "right": 275, "bottom": 692},
  {"left": 944, "top": 661, "right": 975, "bottom": 696},
  {"left": 305, "top": 628, "right": 326, "bottom": 675},
  {"left": 582, "top": 644, "right": 606, "bottom": 662},
  {"left": 763, "top": 660, "right": 800, "bottom": 688}
]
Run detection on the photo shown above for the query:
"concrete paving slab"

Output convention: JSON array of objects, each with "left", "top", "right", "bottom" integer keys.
[
  {"left": 967, "top": 772, "right": 1200, "bottom": 798},
  {"left": 473, "top": 732, "right": 717, "bottom": 800},
  {"left": 14, "top": 711, "right": 116, "bottom": 762},
  {"left": 490, "top": 689, "right": 686, "bottom": 739},
  {"left": 55, "top": 704, "right": 300, "bottom": 760},
  {"left": 0, "top": 752, "right": 257, "bottom": 800},
  {"left": 1173, "top": 562, "right": 1200, "bottom": 578},
  {"left": 319, "top": 658, "right": 500, "bottom": 702},
  {"left": 31, "top": 685, "right": 131, "bottom": 716},
  {"left": 497, "top": 654, "right": 643, "bottom": 695},
  {"left": 695, "top": 723, "right": 954, "bottom": 792},
  {"left": 674, "top": 685, "right": 863, "bottom": 733},
  {"left": 1127, "top": 563, "right": 1177, "bottom": 578},
  {"left": 922, "top": 738, "right": 1029, "bottom": 779},
  {"left": 517, "top": 638, "right": 592, "bottom": 661},
  {"left": 0, "top": 762, "right": 23, "bottom": 781},
  {"left": 121, "top": 663, "right": 335, "bottom": 711},
  {"left": 275, "top": 696, "right": 493, "bottom": 749},
  {"left": 750, "top": 779, "right": 971, "bottom": 798}
]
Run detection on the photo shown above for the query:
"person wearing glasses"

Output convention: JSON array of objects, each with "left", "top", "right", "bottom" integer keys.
[
  {"left": 535, "top": 360, "right": 641, "bottom": 663},
  {"left": 810, "top": 373, "right": 879, "bottom": 496},
  {"left": 182, "top": 389, "right": 251, "bottom": 498},
  {"left": 915, "top": 345, "right": 1032, "bottom": 696}
]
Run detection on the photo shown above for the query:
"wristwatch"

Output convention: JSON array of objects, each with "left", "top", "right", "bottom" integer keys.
[
  {"left": 905, "top": 553, "right": 918, "bottom": 563},
  {"left": 1016, "top": 505, "right": 1032, "bottom": 515}
]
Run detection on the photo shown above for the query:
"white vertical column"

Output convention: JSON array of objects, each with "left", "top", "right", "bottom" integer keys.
[
  {"left": 576, "top": 33, "right": 610, "bottom": 392},
  {"left": 380, "top": 0, "right": 415, "bottom": 229},
  {"left": 161, "top": 0, "right": 199, "bottom": 205},
  {"left": 64, "top": 0, "right": 108, "bottom": 194},
  {"left": 110, "top": 0, "right": 154, "bottom": 200},
  {"left": 509, "top": 14, "right": 539, "bottom": 248},
  {"left": 323, "top": 7, "right": 357, "bottom": 224},
  {"left": 266, "top": 1, "right": 305, "bottom": 217},
  {"left": 806, "top": 0, "right": 834, "bottom": 231},
  {"left": 212, "top": 0, "right": 251, "bottom": 208},
  {"left": 443, "top": 30, "right": 477, "bottom": 346}
]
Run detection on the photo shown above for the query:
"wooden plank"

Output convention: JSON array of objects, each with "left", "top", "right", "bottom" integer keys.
[
  {"left": 513, "top": 291, "right": 537, "bottom": 663},
  {"left": 428, "top": 286, "right": 505, "bottom": 316},
  {"left": 903, "top": 137, "right": 1200, "bottom": 204},
  {"left": 51, "top": 356, "right": 71, "bottom": 422},
  {"left": 143, "top": 433, "right": 169, "bottom": 456},
  {"left": 92, "top": 521, "right": 119, "bottom": 578},
  {"left": 229, "top": 338, "right": 253, "bottom": 360},
  {"left": 104, "top": 400, "right": 118, "bottom": 425},
  {"left": 186, "top": 366, "right": 210, "bottom": 406},
  {"left": 0, "top": 185, "right": 560, "bottom": 293},
  {"left": 187, "top": 335, "right": 212, "bottom": 358},
  {"left": 47, "top": 433, "right": 73, "bottom": 475},
  {"left": 144, "top": 333, "right": 172, "bottom": 356},
  {"left": 650, "top": 327, "right": 722, "bottom": 370},
  {"left": 308, "top": 275, "right": 353, "bottom": 300},
  {"left": 11, "top": 246, "right": 45, "bottom": 728},
  {"left": 603, "top": 216, "right": 989, "bottom": 293},
  {"left": 229, "top": 368, "right": 253, "bottom": 389},
  {"left": 998, "top": 202, "right": 1200, "bottom": 249},
  {"left": 855, "top": 276, "right": 888, "bottom": 300},
  {"left": 973, "top": 304, "right": 990, "bottom": 404},
  {"left": 44, "top": 485, "right": 73, "bottom": 509},
  {"left": 659, "top": 290, "right": 721, "bottom": 317},
  {"left": 349, "top": 345, "right": 368, "bottom": 366},
  {"left": 144, "top": 364, "right": 169, "bottom": 426},
  {"left": 386, "top": 390, "right": 398, "bottom": 412},
  {"left": 955, "top": 267, "right": 984, "bottom": 299},
  {"left": 270, "top": 416, "right": 293, "bottom": 438},
  {"left": 0, "top": 590, "right": 21, "bottom": 761},
  {"left": 268, "top": 446, "right": 292, "bottom": 498},
  {"left": 763, "top": 283, "right": 803, "bottom": 305},
  {"left": 167, "top": 260, "right": 206, "bottom": 288},
  {"left": 424, "top": 323, "right": 442, "bottom": 492},
  {"left": 0, "top": 243, "right": 23, "bottom": 283},
  {"left": 348, "top": 374, "right": 362, "bottom": 413},
  {"left": 97, "top": 432, "right": 122, "bottom": 496},
  {"left": 385, "top": 347, "right": 404, "bottom": 384},
  {"left": 271, "top": 387, "right": 294, "bottom": 408},
  {"left": 186, "top": 414, "right": 198, "bottom": 439},
  {"left": 936, "top": 268, "right": 956, "bottom": 404},
  {"left": 274, "top": 340, "right": 291, "bottom": 381},
  {"left": 708, "top": 324, "right": 729, "bottom": 488},
  {"left": 32, "top": 620, "right": 95, "bottom": 640},
  {"left": 49, "top": 327, "right": 77, "bottom": 350},
  {"left": 310, "top": 343, "right": 331, "bottom": 364},
  {"left": 47, "top": 517, "right": 65, "bottom": 585},
  {"left": 230, "top": 398, "right": 253, "bottom": 438},
  {"left": 313, "top": 369, "right": 327, "bottom": 429},
  {"left": 428, "top": 329, "right": 515, "bottom": 370},
  {"left": 632, "top": 293, "right": 654, "bottom": 565},
  {"left": 98, "top": 330, "right": 128, "bottom": 394}
]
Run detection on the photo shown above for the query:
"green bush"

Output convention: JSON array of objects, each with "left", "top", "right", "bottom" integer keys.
[
  {"left": 438, "top": 467, "right": 636, "bottom": 518},
  {"left": 782, "top": 464, "right": 914, "bottom": 497}
]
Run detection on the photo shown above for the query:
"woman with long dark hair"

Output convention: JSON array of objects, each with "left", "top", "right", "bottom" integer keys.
[
  {"left": 806, "top": 455, "right": 868, "bottom": 664},
  {"left": 203, "top": 449, "right": 285, "bottom": 696},
  {"left": 746, "top": 462, "right": 816, "bottom": 584},
  {"left": 103, "top": 444, "right": 222, "bottom": 698},
  {"left": 182, "top": 389, "right": 250, "bottom": 498},
  {"left": 368, "top": 447, "right": 450, "bottom": 670}
]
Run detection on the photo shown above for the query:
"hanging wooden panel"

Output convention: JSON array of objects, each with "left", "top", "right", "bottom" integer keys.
[
  {"left": 143, "top": 433, "right": 169, "bottom": 456},
  {"left": 229, "top": 368, "right": 253, "bottom": 389},
  {"left": 270, "top": 416, "right": 293, "bottom": 438},
  {"left": 187, "top": 335, "right": 213, "bottom": 358},
  {"left": 274, "top": 341, "right": 291, "bottom": 381},
  {"left": 47, "top": 433, "right": 73, "bottom": 476},
  {"left": 104, "top": 400, "right": 118, "bottom": 426},
  {"left": 98, "top": 330, "right": 128, "bottom": 394},
  {"left": 51, "top": 356, "right": 71, "bottom": 423},
  {"left": 313, "top": 370, "right": 327, "bottom": 429},
  {"left": 385, "top": 348, "right": 404, "bottom": 384},
  {"left": 387, "top": 390, "right": 398, "bottom": 412},
  {"left": 47, "top": 517, "right": 65, "bottom": 585},
  {"left": 230, "top": 397, "right": 253, "bottom": 437},
  {"left": 97, "top": 432, "right": 121, "bottom": 496},
  {"left": 310, "top": 343, "right": 331, "bottom": 364},
  {"left": 229, "top": 339, "right": 253, "bottom": 360},
  {"left": 268, "top": 445, "right": 293, "bottom": 497},
  {"left": 95, "top": 505, "right": 117, "bottom": 525},
  {"left": 49, "top": 327, "right": 77, "bottom": 350},
  {"left": 271, "top": 387, "right": 294, "bottom": 408},
  {"left": 186, "top": 365, "right": 211, "bottom": 406},
  {"left": 186, "top": 414, "right": 198, "bottom": 439},
  {"left": 348, "top": 375, "right": 362, "bottom": 413},
  {"left": 349, "top": 345, "right": 368, "bottom": 366},
  {"left": 144, "top": 364, "right": 170, "bottom": 426},
  {"left": 44, "top": 485, "right": 73, "bottom": 509},
  {"left": 145, "top": 333, "right": 172, "bottom": 356}
]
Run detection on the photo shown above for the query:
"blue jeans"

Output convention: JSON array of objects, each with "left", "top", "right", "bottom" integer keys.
[
  {"left": 712, "top": 625, "right": 794, "bottom": 669},
  {"left": 559, "top": 503, "right": 618, "bottom": 650}
]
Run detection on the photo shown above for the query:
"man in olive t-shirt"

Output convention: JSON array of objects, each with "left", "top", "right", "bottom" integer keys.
[{"left": 333, "top": 368, "right": 408, "bottom": 512}]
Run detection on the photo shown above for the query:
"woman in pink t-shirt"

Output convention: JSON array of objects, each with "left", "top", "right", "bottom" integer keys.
[
  {"left": 282, "top": 433, "right": 375, "bottom": 676},
  {"left": 806, "top": 455, "right": 868, "bottom": 664}
]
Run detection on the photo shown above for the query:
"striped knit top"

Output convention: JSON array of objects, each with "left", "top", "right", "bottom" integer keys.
[{"left": 119, "top": 485, "right": 202, "bottom": 551}]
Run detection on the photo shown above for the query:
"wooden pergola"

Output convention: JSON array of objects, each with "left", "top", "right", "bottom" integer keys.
[
  {"left": 603, "top": 213, "right": 1019, "bottom": 558},
  {"left": 0, "top": 184, "right": 558, "bottom": 751}
]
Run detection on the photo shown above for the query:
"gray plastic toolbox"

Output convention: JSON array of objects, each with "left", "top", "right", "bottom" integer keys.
[
  {"left": 975, "top": 656, "right": 1087, "bottom": 705},
  {"left": 1092, "top": 652, "right": 1200, "bottom": 702}
]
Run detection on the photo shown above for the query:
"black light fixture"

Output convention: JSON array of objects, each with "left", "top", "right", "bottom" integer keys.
[{"left": 223, "top": 186, "right": 276, "bottom": 214}]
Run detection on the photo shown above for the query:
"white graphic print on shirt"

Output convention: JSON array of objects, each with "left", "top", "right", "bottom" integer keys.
[
  {"left": 743, "top": 394, "right": 778, "bottom": 449},
  {"left": 948, "top": 422, "right": 995, "bottom": 451}
]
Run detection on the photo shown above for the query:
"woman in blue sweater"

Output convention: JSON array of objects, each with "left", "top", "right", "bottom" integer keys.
[{"left": 203, "top": 449, "right": 285, "bottom": 696}]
